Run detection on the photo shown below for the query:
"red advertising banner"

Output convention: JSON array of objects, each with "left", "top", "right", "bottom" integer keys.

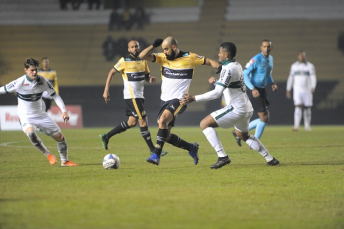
[{"left": 47, "top": 105, "right": 83, "bottom": 129}]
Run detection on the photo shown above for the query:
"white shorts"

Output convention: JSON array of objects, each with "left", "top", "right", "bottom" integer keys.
[
  {"left": 210, "top": 106, "right": 253, "bottom": 133},
  {"left": 19, "top": 113, "right": 61, "bottom": 137},
  {"left": 293, "top": 90, "right": 313, "bottom": 107}
]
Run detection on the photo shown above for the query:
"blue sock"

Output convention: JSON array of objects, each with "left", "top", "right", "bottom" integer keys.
[
  {"left": 249, "top": 118, "right": 260, "bottom": 130},
  {"left": 255, "top": 121, "right": 266, "bottom": 139}
]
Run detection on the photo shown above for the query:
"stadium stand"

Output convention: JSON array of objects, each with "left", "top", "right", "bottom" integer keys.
[{"left": 0, "top": 0, "right": 343, "bottom": 125}]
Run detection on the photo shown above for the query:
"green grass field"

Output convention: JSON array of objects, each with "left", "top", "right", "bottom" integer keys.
[{"left": 0, "top": 126, "right": 343, "bottom": 229}]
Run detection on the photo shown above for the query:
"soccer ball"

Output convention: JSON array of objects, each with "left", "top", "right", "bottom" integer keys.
[{"left": 103, "top": 154, "right": 120, "bottom": 169}]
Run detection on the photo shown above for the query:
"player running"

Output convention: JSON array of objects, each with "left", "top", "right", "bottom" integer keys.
[
  {"left": 139, "top": 36, "right": 220, "bottom": 165},
  {"left": 0, "top": 58, "right": 77, "bottom": 166},
  {"left": 181, "top": 42, "right": 279, "bottom": 169},
  {"left": 100, "top": 40, "right": 167, "bottom": 156}
]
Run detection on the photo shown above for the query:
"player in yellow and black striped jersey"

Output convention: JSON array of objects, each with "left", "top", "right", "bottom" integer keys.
[
  {"left": 139, "top": 36, "right": 220, "bottom": 165},
  {"left": 100, "top": 40, "right": 167, "bottom": 156},
  {"left": 38, "top": 57, "right": 59, "bottom": 111}
]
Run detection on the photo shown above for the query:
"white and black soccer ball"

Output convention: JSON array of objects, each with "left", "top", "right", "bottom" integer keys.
[{"left": 103, "top": 153, "right": 120, "bottom": 169}]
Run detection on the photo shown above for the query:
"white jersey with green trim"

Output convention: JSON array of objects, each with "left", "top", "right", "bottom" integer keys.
[
  {"left": 217, "top": 60, "right": 253, "bottom": 113},
  {"left": 3, "top": 75, "right": 56, "bottom": 117}
]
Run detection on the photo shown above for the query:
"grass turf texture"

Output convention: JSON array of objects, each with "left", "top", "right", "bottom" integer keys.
[{"left": 0, "top": 126, "right": 343, "bottom": 229}]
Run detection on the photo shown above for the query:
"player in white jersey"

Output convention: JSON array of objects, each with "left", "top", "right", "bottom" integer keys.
[
  {"left": 0, "top": 58, "right": 77, "bottom": 166},
  {"left": 286, "top": 51, "right": 316, "bottom": 131},
  {"left": 181, "top": 42, "right": 279, "bottom": 169}
]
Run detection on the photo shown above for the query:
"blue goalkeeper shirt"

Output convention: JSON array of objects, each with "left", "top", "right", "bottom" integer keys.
[{"left": 243, "top": 52, "right": 274, "bottom": 90}]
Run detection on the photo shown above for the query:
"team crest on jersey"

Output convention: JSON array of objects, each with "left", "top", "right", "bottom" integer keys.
[
  {"left": 245, "top": 59, "right": 255, "bottom": 68},
  {"left": 181, "top": 61, "right": 188, "bottom": 66}
]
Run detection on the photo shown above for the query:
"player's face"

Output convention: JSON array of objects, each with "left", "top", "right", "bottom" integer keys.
[
  {"left": 128, "top": 42, "right": 140, "bottom": 57},
  {"left": 163, "top": 43, "right": 176, "bottom": 60},
  {"left": 42, "top": 59, "right": 49, "bottom": 69},
  {"left": 218, "top": 47, "right": 227, "bottom": 62},
  {"left": 297, "top": 52, "right": 306, "bottom": 62},
  {"left": 260, "top": 41, "right": 272, "bottom": 57},
  {"left": 24, "top": 65, "right": 38, "bottom": 80}
]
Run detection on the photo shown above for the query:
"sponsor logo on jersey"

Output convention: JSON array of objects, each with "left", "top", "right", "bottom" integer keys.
[
  {"left": 196, "top": 55, "right": 203, "bottom": 59},
  {"left": 7, "top": 82, "right": 16, "bottom": 90},
  {"left": 163, "top": 68, "right": 188, "bottom": 77},
  {"left": 115, "top": 62, "right": 121, "bottom": 68},
  {"left": 23, "top": 83, "right": 29, "bottom": 86},
  {"left": 170, "top": 105, "right": 175, "bottom": 110}
]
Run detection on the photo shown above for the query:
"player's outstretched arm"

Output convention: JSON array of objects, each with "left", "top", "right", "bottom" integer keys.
[
  {"left": 180, "top": 85, "right": 225, "bottom": 105},
  {"left": 205, "top": 58, "right": 220, "bottom": 69}
]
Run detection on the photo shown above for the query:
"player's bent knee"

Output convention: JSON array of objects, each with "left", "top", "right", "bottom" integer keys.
[{"left": 53, "top": 132, "right": 65, "bottom": 142}]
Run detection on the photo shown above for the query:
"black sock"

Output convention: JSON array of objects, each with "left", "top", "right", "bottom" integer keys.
[
  {"left": 167, "top": 133, "right": 191, "bottom": 151},
  {"left": 107, "top": 121, "right": 130, "bottom": 138},
  {"left": 153, "top": 128, "right": 168, "bottom": 156},
  {"left": 140, "top": 126, "right": 155, "bottom": 152}
]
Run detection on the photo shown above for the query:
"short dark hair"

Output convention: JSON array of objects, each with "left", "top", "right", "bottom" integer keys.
[
  {"left": 220, "top": 42, "right": 237, "bottom": 58},
  {"left": 24, "top": 58, "right": 39, "bottom": 69}
]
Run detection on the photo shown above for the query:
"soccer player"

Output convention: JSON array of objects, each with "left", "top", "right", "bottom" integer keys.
[
  {"left": 139, "top": 36, "right": 220, "bottom": 165},
  {"left": 100, "top": 40, "right": 167, "bottom": 156},
  {"left": 0, "top": 58, "right": 77, "bottom": 166},
  {"left": 286, "top": 50, "right": 316, "bottom": 131},
  {"left": 232, "top": 39, "right": 278, "bottom": 146},
  {"left": 38, "top": 57, "right": 59, "bottom": 112},
  {"left": 180, "top": 42, "right": 280, "bottom": 169}
]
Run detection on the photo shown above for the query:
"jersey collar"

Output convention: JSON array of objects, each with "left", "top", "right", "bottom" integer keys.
[
  {"left": 221, "top": 59, "right": 235, "bottom": 66},
  {"left": 25, "top": 75, "right": 41, "bottom": 82},
  {"left": 128, "top": 53, "right": 141, "bottom": 61}
]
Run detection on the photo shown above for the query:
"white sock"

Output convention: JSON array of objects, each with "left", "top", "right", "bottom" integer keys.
[
  {"left": 202, "top": 127, "right": 227, "bottom": 158},
  {"left": 294, "top": 107, "right": 302, "bottom": 129},
  {"left": 245, "top": 135, "right": 273, "bottom": 162},
  {"left": 27, "top": 130, "right": 51, "bottom": 156},
  {"left": 303, "top": 107, "right": 311, "bottom": 129},
  {"left": 57, "top": 140, "right": 68, "bottom": 163}
]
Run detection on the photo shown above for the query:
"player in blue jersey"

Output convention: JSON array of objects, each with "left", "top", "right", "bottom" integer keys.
[{"left": 232, "top": 39, "right": 278, "bottom": 146}]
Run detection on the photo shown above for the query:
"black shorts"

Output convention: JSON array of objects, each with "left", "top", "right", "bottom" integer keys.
[
  {"left": 250, "top": 88, "right": 270, "bottom": 113},
  {"left": 157, "top": 99, "right": 187, "bottom": 127},
  {"left": 125, "top": 98, "right": 147, "bottom": 119}
]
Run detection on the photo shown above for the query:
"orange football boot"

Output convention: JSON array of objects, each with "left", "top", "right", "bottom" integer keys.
[
  {"left": 47, "top": 154, "right": 57, "bottom": 165},
  {"left": 61, "top": 160, "right": 78, "bottom": 166}
]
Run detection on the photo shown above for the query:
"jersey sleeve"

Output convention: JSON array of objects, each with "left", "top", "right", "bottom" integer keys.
[
  {"left": 190, "top": 53, "right": 206, "bottom": 66},
  {"left": 3, "top": 78, "right": 23, "bottom": 93},
  {"left": 267, "top": 56, "right": 274, "bottom": 84},
  {"left": 217, "top": 67, "right": 231, "bottom": 88},
  {"left": 152, "top": 53, "right": 164, "bottom": 64},
  {"left": 310, "top": 63, "right": 317, "bottom": 89},
  {"left": 44, "top": 77, "right": 57, "bottom": 97},
  {"left": 243, "top": 58, "right": 256, "bottom": 90},
  {"left": 286, "top": 65, "right": 294, "bottom": 91},
  {"left": 54, "top": 71, "right": 59, "bottom": 94},
  {"left": 114, "top": 57, "right": 125, "bottom": 72}
]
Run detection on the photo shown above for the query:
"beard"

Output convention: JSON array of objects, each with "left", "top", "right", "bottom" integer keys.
[
  {"left": 166, "top": 49, "right": 176, "bottom": 60},
  {"left": 130, "top": 51, "right": 139, "bottom": 58}
]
